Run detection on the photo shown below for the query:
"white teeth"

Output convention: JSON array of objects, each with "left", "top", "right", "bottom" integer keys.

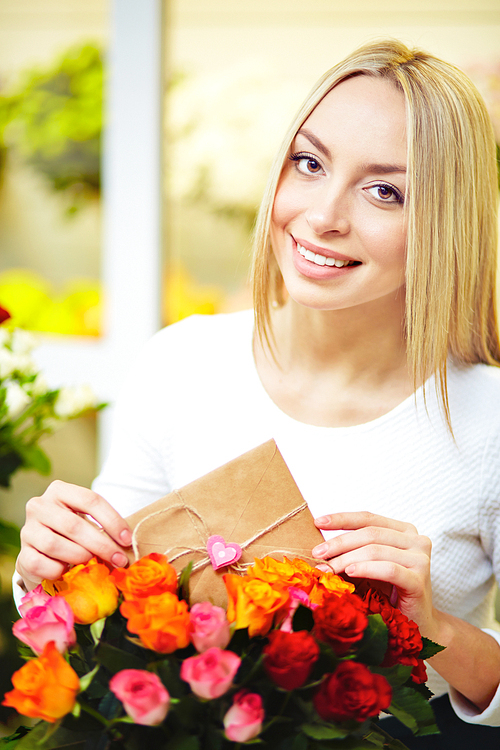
[{"left": 297, "top": 243, "right": 354, "bottom": 268}]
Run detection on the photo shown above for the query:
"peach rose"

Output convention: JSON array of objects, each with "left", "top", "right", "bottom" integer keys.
[
  {"left": 46, "top": 557, "right": 119, "bottom": 625},
  {"left": 13, "top": 594, "right": 76, "bottom": 655},
  {"left": 223, "top": 690, "right": 264, "bottom": 742},
  {"left": 111, "top": 553, "right": 177, "bottom": 601},
  {"left": 224, "top": 574, "right": 290, "bottom": 637},
  {"left": 109, "top": 669, "right": 170, "bottom": 725},
  {"left": 121, "top": 592, "right": 190, "bottom": 653},
  {"left": 180, "top": 647, "right": 241, "bottom": 699},
  {"left": 189, "top": 602, "right": 231, "bottom": 653},
  {"left": 247, "top": 557, "right": 315, "bottom": 594},
  {"left": 2, "top": 641, "right": 79, "bottom": 722}
]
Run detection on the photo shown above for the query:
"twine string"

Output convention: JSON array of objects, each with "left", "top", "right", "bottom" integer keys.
[{"left": 131, "top": 495, "right": 309, "bottom": 574}]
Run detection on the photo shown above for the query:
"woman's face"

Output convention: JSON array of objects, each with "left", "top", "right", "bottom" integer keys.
[{"left": 270, "top": 74, "right": 408, "bottom": 313}]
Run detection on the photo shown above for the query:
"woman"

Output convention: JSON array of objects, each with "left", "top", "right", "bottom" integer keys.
[{"left": 14, "top": 40, "right": 500, "bottom": 746}]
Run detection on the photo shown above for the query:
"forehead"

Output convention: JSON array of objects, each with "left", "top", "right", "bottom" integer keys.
[{"left": 299, "top": 75, "right": 407, "bottom": 160}]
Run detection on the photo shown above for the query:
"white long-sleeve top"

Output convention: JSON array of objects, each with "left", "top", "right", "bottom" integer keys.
[{"left": 15, "top": 309, "right": 500, "bottom": 724}]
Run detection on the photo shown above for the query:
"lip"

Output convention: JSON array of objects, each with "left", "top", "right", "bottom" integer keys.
[
  {"left": 291, "top": 236, "right": 360, "bottom": 281},
  {"left": 294, "top": 237, "right": 358, "bottom": 263}
]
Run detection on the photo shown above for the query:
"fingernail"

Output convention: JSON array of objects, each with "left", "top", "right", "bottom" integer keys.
[
  {"left": 312, "top": 543, "right": 328, "bottom": 557},
  {"left": 112, "top": 552, "right": 128, "bottom": 568},
  {"left": 120, "top": 529, "right": 132, "bottom": 546},
  {"left": 315, "top": 564, "right": 330, "bottom": 573},
  {"left": 314, "top": 516, "right": 329, "bottom": 525}
]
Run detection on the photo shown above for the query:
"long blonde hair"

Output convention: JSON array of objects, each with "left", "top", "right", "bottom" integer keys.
[{"left": 251, "top": 39, "right": 500, "bottom": 426}]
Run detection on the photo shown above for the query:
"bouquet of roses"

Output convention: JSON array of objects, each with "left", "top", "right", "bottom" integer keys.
[{"left": 1, "top": 552, "right": 443, "bottom": 750}]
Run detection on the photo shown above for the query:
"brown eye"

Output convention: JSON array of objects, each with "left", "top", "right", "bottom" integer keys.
[
  {"left": 377, "top": 185, "right": 393, "bottom": 199},
  {"left": 289, "top": 152, "right": 324, "bottom": 176}
]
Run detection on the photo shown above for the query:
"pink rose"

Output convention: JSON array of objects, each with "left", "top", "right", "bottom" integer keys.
[
  {"left": 109, "top": 669, "right": 170, "bottom": 726},
  {"left": 189, "top": 602, "right": 231, "bottom": 653},
  {"left": 280, "top": 587, "right": 317, "bottom": 633},
  {"left": 180, "top": 647, "right": 241, "bottom": 699},
  {"left": 13, "top": 595, "right": 76, "bottom": 655},
  {"left": 18, "top": 585, "right": 52, "bottom": 616},
  {"left": 223, "top": 690, "right": 264, "bottom": 742}
]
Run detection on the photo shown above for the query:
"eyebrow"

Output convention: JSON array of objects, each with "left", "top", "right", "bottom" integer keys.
[{"left": 296, "top": 128, "right": 406, "bottom": 175}]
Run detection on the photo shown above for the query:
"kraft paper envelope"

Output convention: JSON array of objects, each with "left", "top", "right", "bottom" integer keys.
[{"left": 125, "top": 440, "right": 324, "bottom": 607}]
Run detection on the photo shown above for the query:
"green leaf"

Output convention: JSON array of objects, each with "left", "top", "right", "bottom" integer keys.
[
  {"left": 387, "top": 686, "right": 440, "bottom": 736},
  {"left": 7, "top": 721, "right": 99, "bottom": 750},
  {"left": 356, "top": 614, "right": 388, "bottom": 665},
  {"left": 419, "top": 636, "right": 445, "bottom": 660},
  {"left": 0, "top": 725, "right": 32, "bottom": 749},
  {"left": 90, "top": 617, "right": 106, "bottom": 644},
  {"left": 95, "top": 641, "right": 146, "bottom": 673},
  {"left": 0, "top": 517, "right": 21, "bottom": 555},
  {"left": 0, "top": 451, "right": 23, "bottom": 487},
  {"left": 18, "top": 444, "right": 51, "bottom": 475},
  {"left": 292, "top": 604, "right": 315, "bottom": 633},
  {"left": 163, "top": 734, "right": 200, "bottom": 750},
  {"left": 300, "top": 722, "right": 348, "bottom": 740},
  {"left": 79, "top": 664, "right": 100, "bottom": 692},
  {"left": 371, "top": 663, "right": 413, "bottom": 688},
  {"left": 178, "top": 561, "right": 193, "bottom": 604}
]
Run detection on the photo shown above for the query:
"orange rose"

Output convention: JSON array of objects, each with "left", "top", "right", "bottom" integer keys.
[
  {"left": 2, "top": 641, "right": 79, "bottom": 723},
  {"left": 45, "top": 557, "right": 119, "bottom": 624},
  {"left": 224, "top": 574, "right": 290, "bottom": 637},
  {"left": 309, "top": 569, "right": 355, "bottom": 605},
  {"left": 121, "top": 592, "right": 190, "bottom": 653},
  {"left": 247, "top": 557, "right": 316, "bottom": 594},
  {"left": 111, "top": 553, "right": 177, "bottom": 601}
]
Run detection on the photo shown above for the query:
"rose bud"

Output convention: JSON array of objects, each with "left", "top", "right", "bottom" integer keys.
[
  {"left": 263, "top": 630, "right": 320, "bottom": 690},
  {"left": 189, "top": 602, "right": 231, "bottom": 653},
  {"left": 13, "top": 595, "right": 76, "bottom": 655},
  {"left": 313, "top": 661, "right": 392, "bottom": 722},
  {"left": 109, "top": 669, "right": 170, "bottom": 726},
  {"left": 224, "top": 690, "right": 264, "bottom": 742},
  {"left": 18, "top": 585, "right": 52, "bottom": 616},
  {"left": 180, "top": 647, "right": 241, "bottom": 699}
]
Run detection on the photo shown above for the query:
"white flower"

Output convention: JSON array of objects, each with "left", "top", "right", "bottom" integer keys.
[
  {"left": 11, "top": 353, "right": 37, "bottom": 377},
  {"left": 30, "top": 373, "right": 50, "bottom": 397},
  {"left": 4, "top": 381, "right": 31, "bottom": 420},
  {"left": 54, "top": 384, "right": 97, "bottom": 419},
  {"left": 11, "top": 329, "right": 37, "bottom": 355},
  {"left": 0, "top": 328, "right": 11, "bottom": 349},
  {"left": 0, "top": 349, "right": 17, "bottom": 379}
]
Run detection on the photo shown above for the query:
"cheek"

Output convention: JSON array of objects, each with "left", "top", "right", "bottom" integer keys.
[
  {"left": 358, "top": 214, "right": 407, "bottom": 264},
  {"left": 271, "top": 180, "right": 303, "bottom": 231}
]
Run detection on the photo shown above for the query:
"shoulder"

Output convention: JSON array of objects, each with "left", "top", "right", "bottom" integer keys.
[
  {"left": 447, "top": 362, "right": 500, "bottom": 420},
  {"left": 141, "top": 309, "right": 254, "bottom": 366}
]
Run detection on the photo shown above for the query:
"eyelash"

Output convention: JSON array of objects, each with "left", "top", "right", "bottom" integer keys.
[{"left": 288, "top": 152, "right": 404, "bottom": 205}]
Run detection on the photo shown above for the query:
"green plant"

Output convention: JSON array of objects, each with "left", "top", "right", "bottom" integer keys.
[{"left": 0, "top": 44, "right": 103, "bottom": 209}]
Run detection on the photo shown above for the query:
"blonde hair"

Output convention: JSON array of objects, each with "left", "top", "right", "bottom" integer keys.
[{"left": 251, "top": 39, "right": 500, "bottom": 426}]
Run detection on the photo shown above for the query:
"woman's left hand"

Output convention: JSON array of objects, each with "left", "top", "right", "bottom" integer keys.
[{"left": 312, "top": 511, "right": 436, "bottom": 638}]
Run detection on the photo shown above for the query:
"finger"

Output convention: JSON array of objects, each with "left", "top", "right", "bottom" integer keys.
[
  {"left": 314, "top": 511, "right": 417, "bottom": 536},
  {"left": 312, "top": 526, "right": 429, "bottom": 560},
  {"left": 42, "top": 481, "right": 132, "bottom": 546},
  {"left": 323, "top": 544, "right": 428, "bottom": 576},
  {"left": 16, "top": 547, "right": 71, "bottom": 587},
  {"left": 26, "top": 499, "right": 130, "bottom": 568},
  {"left": 341, "top": 559, "right": 423, "bottom": 595},
  {"left": 21, "top": 523, "right": 96, "bottom": 568}
]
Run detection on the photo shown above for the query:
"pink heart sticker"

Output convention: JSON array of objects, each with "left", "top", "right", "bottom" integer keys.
[{"left": 206, "top": 535, "right": 242, "bottom": 570}]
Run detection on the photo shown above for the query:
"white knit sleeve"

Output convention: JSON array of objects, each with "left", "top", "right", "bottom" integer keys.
[{"left": 451, "top": 422, "right": 500, "bottom": 725}]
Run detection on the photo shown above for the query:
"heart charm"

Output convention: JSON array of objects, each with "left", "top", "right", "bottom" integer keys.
[{"left": 206, "top": 535, "right": 242, "bottom": 570}]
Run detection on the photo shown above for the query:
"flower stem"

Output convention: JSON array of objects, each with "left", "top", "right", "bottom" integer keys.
[{"left": 79, "top": 702, "right": 111, "bottom": 728}]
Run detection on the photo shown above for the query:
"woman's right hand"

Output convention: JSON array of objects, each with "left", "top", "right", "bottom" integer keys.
[{"left": 16, "top": 480, "right": 133, "bottom": 591}]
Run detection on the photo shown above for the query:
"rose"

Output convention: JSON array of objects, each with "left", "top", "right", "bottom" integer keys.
[
  {"left": 310, "top": 568, "right": 356, "bottom": 604},
  {"left": 247, "top": 556, "right": 316, "bottom": 593},
  {"left": 46, "top": 557, "right": 119, "bottom": 624},
  {"left": 280, "top": 587, "right": 318, "bottom": 633},
  {"left": 263, "top": 630, "right": 320, "bottom": 689},
  {"left": 180, "top": 647, "right": 241, "bottom": 699},
  {"left": 411, "top": 659, "right": 428, "bottom": 684},
  {"left": 13, "top": 594, "right": 76, "bottom": 655},
  {"left": 224, "top": 573, "right": 290, "bottom": 637},
  {"left": 223, "top": 690, "right": 264, "bottom": 742},
  {"left": 313, "top": 661, "right": 392, "bottom": 722},
  {"left": 109, "top": 669, "right": 170, "bottom": 725},
  {"left": 2, "top": 641, "right": 80, "bottom": 723},
  {"left": 111, "top": 553, "right": 178, "bottom": 601},
  {"left": 189, "top": 602, "right": 231, "bottom": 652},
  {"left": 360, "top": 585, "right": 423, "bottom": 668},
  {"left": 121, "top": 592, "right": 190, "bottom": 653},
  {"left": 313, "top": 592, "right": 368, "bottom": 655},
  {"left": 18, "top": 584, "right": 51, "bottom": 615}
]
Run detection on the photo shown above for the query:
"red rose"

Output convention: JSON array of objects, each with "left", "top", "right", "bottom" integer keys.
[
  {"left": 314, "top": 661, "right": 392, "bottom": 722},
  {"left": 313, "top": 593, "right": 368, "bottom": 655},
  {"left": 359, "top": 586, "right": 423, "bottom": 668},
  {"left": 411, "top": 659, "right": 428, "bottom": 684},
  {"left": 263, "top": 630, "right": 320, "bottom": 690}
]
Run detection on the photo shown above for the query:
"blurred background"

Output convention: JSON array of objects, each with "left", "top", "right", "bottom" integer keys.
[{"left": 0, "top": 0, "right": 499, "bottom": 729}]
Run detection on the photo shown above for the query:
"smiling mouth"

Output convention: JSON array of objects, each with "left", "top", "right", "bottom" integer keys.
[{"left": 296, "top": 242, "right": 360, "bottom": 268}]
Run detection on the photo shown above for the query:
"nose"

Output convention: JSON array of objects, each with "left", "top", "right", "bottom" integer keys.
[{"left": 305, "top": 184, "right": 351, "bottom": 237}]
